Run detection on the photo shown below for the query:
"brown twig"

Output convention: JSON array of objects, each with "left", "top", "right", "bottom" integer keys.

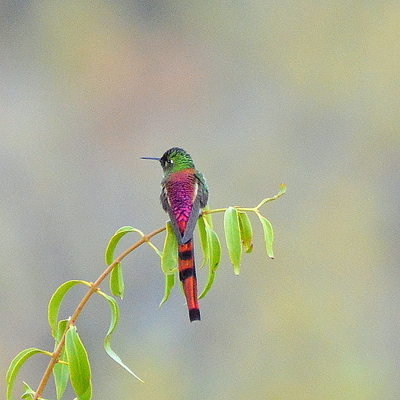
[{"left": 33, "top": 226, "right": 166, "bottom": 400}]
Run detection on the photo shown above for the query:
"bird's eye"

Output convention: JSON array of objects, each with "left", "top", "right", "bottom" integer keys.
[{"left": 168, "top": 159, "right": 173, "bottom": 165}]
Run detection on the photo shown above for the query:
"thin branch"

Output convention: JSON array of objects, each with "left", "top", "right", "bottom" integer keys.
[
  {"left": 203, "top": 185, "right": 286, "bottom": 216},
  {"left": 33, "top": 226, "right": 165, "bottom": 400},
  {"left": 32, "top": 184, "right": 286, "bottom": 398},
  {"left": 255, "top": 184, "right": 287, "bottom": 209}
]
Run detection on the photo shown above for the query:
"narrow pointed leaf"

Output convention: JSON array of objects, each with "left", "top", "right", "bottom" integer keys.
[
  {"left": 199, "top": 223, "right": 221, "bottom": 299},
  {"left": 160, "top": 273, "right": 175, "bottom": 307},
  {"left": 238, "top": 211, "right": 254, "bottom": 253},
  {"left": 6, "top": 348, "right": 51, "bottom": 400},
  {"left": 110, "top": 263, "right": 124, "bottom": 298},
  {"left": 54, "top": 347, "right": 69, "bottom": 400},
  {"left": 106, "top": 226, "right": 138, "bottom": 297},
  {"left": 257, "top": 214, "right": 275, "bottom": 259},
  {"left": 53, "top": 319, "right": 69, "bottom": 399},
  {"left": 224, "top": 207, "right": 242, "bottom": 274},
  {"left": 97, "top": 290, "right": 144, "bottom": 382},
  {"left": 161, "top": 222, "right": 178, "bottom": 275},
  {"left": 48, "top": 280, "right": 89, "bottom": 340},
  {"left": 65, "top": 326, "right": 92, "bottom": 400},
  {"left": 208, "top": 228, "right": 222, "bottom": 277},
  {"left": 197, "top": 215, "right": 210, "bottom": 268},
  {"left": 160, "top": 223, "right": 178, "bottom": 306}
]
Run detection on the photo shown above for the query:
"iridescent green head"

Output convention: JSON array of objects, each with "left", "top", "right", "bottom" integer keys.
[{"left": 142, "top": 147, "right": 195, "bottom": 175}]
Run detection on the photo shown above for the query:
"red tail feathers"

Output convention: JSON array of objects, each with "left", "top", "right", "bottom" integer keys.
[{"left": 178, "top": 239, "right": 200, "bottom": 321}]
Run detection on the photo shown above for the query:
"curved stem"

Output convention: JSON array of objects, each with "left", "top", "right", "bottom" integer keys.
[
  {"left": 255, "top": 184, "right": 287, "bottom": 209},
  {"left": 33, "top": 226, "right": 165, "bottom": 400}
]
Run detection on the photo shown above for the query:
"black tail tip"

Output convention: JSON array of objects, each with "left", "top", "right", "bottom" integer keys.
[{"left": 189, "top": 308, "right": 201, "bottom": 322}]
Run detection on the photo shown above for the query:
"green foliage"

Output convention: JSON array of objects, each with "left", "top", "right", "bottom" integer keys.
[
  {"left": 198, "top": 213, "right": 221, "bottom": 299},
  {"left": 160, "top": 222, "right": 178, "bottom": 306},
  {"left": 238, "top": 211, "right": 253, "bottom": 253},
  {"left": 224, "top": 207, "right": 242, "bottom": 274},
  {"left": 53, "top": 343, "right": 68, "bottom": 399},
  {"left": 97, "top": 289, "right": 144, "bottom": 382},
  {"left": 6, "top": 348, "right": 52, "bottom": 400},
  {"left": 161, "top": 222, "right": 178, "bottom": 275},
  {"left": 65, "top": 326, "right": 92, "bottom": 400},
  {"left": 257, "top": 214, "right": 275, "bottom": 259},
  {"left": 6, "top": 184, "right": 285, "bottom": 399},
  {"left": 48, "top": 280, "right": 90, "bottom": 340},
  {"left": 105, "top": 226, "right": 136, "bottom": 298},
  {"left": 155, "top": 183, "right": 286, "bottom": 305}
]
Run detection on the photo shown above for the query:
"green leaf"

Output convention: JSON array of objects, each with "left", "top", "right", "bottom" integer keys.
[
  {"left": 110, "top": 262, "right": 124, "bottom": 299},
  {"left": 21, "top": 382, "right": 36, "bottom": 399},
  {"left": 106, "top": 226, "right": 138, "bottom": 297},
  {"left": 54, "top": 347, "right": 69, "bottom": 400},
  {"left": 55, "top": 319, "right": 69, "bottom": 344},
  {"left": 159, "top": 273, "right": 175, "bottom": 307},
  {"left": 224, "top": 207, "right": 242, "bottom": 274},
  {"left": 54, "top": 355, "right": 69, "bottom": 400},
  {"left": 199, "top": 222, "right": 221, "bottom": 299},
  {"left": 97, "top": 290, "right": 144, "bottom": 382},
  {"left": 53, "top": 319, "right": 69, "bottom": 399},
  {"left": 105, "top": 226, "right": 136, "bottom": 265},
  {"left": 48, "top": 280, "right": 90, "bottom": 340},
  {"left": 197, "top": 215, "right": 209, "bottom": 268},
  {"left": 65, "top": 326, "right": 92, "bottom": 400},
  {"left": 238, "top": 211, "right": 253, "bottom": 253},
  {"left": 159, "top": 222, "right": 179, "bottom": 306},
  {"left": 257, "top": 214, "right": 275, "bottom": 259},
  {"left": 161, "top": 222, "right": 178, "bottom": 275},
  {"left": 6, "top": 348, "right": 51, "bottom": 400}
]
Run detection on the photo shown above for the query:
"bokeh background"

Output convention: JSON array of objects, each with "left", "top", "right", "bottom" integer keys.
[{"left": 1, "top": 1, "right": 400, "bottom": 399}]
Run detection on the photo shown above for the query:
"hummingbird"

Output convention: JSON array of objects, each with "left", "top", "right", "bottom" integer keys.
[{"left": 142, "top": 147, "right": 209, "bottom": 321}]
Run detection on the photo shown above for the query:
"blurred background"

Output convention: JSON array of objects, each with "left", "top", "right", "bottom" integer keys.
[{"left": 1, "top": 1, "right": 399, "bottom": 399}]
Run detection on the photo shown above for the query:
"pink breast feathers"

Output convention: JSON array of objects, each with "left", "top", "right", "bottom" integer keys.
[{"left": 167, "top": 171, "right": 197, "bottom": 233}]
